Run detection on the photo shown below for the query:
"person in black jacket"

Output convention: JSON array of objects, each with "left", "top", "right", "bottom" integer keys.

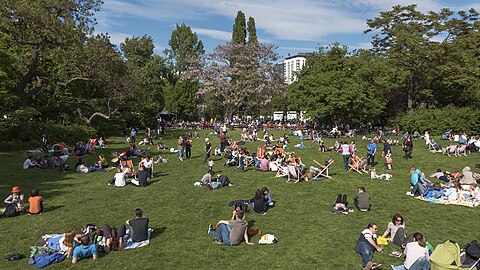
[{"left": 250, "top": 189, "right": 267, "bottom": 215}]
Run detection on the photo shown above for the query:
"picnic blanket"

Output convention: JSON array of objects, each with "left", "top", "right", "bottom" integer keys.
[
  {"left": 42, "top": 229, "right": 152, "bottom": 251},
  {"left": 413, "top": 196, "right": 479, "bottom": 208},
  {"left": 124, "top": 228, "right": 153, "bottom": 249}
]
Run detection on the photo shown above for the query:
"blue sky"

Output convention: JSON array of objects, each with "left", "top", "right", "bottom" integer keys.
[{"left": 95, "top": 0, "right": 479, "bottom": 59}]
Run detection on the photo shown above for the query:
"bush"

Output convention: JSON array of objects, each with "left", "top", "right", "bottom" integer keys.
[
  {"left": 392, "top": 106, "right": 480, "bottom": 135},
  {"left": 0, "top": 122, "right": 97, "bottom": 151}
]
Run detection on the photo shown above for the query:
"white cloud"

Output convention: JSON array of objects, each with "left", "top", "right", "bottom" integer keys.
[
  {"left": 96, "top": 0, "right": 471, "bottom": 43},
  {"left": 191, "top": 28, "right": 231, "bottom": 41}
]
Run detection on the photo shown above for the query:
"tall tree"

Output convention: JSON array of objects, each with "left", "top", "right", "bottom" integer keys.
[
  {"left": 232, "top": 11, "right": 246, "bottom": 44},
  {"left": 185, "top": 42, "right": 285, "bottom": 117},
  {"left": 287, "top": 44, "right": 387, "bottom": 126},
  {"left": 247, "top": 17, "right": 258, "bottom": 45},
  {"left": 365, "top": 5, "right": 452, "bottom": 111},
  {"left": 164, "top": 23, "right": 204, "bottom": 76},
  {"left": 120, "top": 35, "right": 155, "bottom": 69}
]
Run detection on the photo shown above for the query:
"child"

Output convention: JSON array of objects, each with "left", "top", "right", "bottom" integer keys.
[
  {"left": 208, "top": 158, "right": 214, "bottom": 174},
  {"left": 28, "top": 189, "right": 44, "bottom": 214},
  {"left": 214, "top": 146, "right": 221, "bottom": 156},
  {"left": 385, "top": 153, "right": 392, "bottom": 170},
  {"left": 354, "top": 187, "right": 370, "bottom": 211},
  {"left": 370, "top": 168, "right": 392, "bottom": 180}
]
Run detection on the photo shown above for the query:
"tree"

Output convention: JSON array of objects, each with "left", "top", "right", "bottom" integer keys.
[
  {"left": 247, "top": 17, "right": 258, "bottom": 45},
  {"left": 287, "top": 44, "right": 386, "bottom": 126},
  {"left": 120, "top": 35, "right": 168, "bottom": 126},
  {"left": 185, "top": 42, "right": 285, "bottom": 117},
  {"left": 366, "top": 5, "right": 452, "bottom": 111},
  {"left": 164, "top": 23, "right": 204, "bottom": 76},
  {"left": 120, "top": 35, "right": 155, "bottom": 69},
  {"left": 232, "top": 11, "right": 246, "bottom": 44}
]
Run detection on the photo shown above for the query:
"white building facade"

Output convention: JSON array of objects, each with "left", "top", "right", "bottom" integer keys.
[{"left": 283, "top": 54, "right": 307, "bottom": 84}]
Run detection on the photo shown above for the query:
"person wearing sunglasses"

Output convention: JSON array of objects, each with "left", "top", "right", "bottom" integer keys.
[{"left": 355, "top": 223, "right": 383, "bottom": 270}]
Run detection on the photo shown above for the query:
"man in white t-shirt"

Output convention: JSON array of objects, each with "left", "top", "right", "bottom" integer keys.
[
  {"left": 113, "top": 168, "right": 126, "bottom": 187},
  {"left": 355, "top": 223, "right": 383, "bottom": 270}
]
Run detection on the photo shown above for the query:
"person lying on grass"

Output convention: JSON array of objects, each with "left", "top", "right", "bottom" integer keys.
[{"left": 71, "top": 235, "right": 97, "bottom": 264}]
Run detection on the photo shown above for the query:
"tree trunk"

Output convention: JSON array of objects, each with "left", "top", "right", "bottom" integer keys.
[{"left": 15, "top": 46, "right": 41, "bottom": 107}]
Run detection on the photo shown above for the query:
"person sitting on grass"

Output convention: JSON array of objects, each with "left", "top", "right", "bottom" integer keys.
[
  {"left": 28, "top": 189, "right": 44, "bottom": 215},
  {"left": 391, "top": 232, "right": 430, "bottom": 270},
  {"left": 354, "top": 187, "right": 371, "bottom": 211},
  {"left": 354, "top": 223, "right": 383, "bottom": 270},
  {"left": 71, "top": 235, "right": 97, "bottom": 264},
  {"left": 382, "top": 213, "right": 409, "bottom": 248},
  {"left": 131, "top": 164, "right": 149, "bottom": 187},
  {"left": 4, "top": 186, "right": 25, "bottom": 214},
  {"left": 208, "top": 210, "right": 254, "bottom": 246},
  {"left": 262, "top": 187, "right": 274, "bottom": 207},
  {"left": 250, "top": 189, "right": 267, "bottom": 215},
  {"left": 109, "top": 168, "right": 126, "bottom": 187},
  {"left": 23, "top": 155, "right": 40, "bottom": 169},
  {"left": 126, "top": 208, "right": 149, "bottom": 243},
  {"left": 102, "top": 224, "right": 126, "bottom": 252},
  {"left": 60, "top": 229, "right": 81, "bottom": 258}
]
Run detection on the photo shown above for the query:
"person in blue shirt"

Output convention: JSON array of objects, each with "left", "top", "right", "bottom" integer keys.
[
  {"left": 367, "top": 139, "right": 377, "bottom": 167},
  {"left": 71, "top": 235, "right": 97, "bottom": 264}
]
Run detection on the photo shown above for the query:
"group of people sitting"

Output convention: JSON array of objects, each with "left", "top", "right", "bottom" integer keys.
[
  {"left": 109, "top": 156, "right": 153, "bottom": 187},
  {"left": 207, "top": 187, "right": 274, "bottom": 245},
  {"left": 3, "top": 186, "right": 44, "bottom": 217},
  {"left": 23, "top": 155, "right": 68, "bottom": 171},
  {"left": 408, "top": 166, "right": 480, "bottom": 205},
  {"left": 46, "top": 208, "right": 149, "bottom": 264},
  {"left": 355, "top": 213, "right": 432, "bottom": 270},
  {"left": 331, "top": 187, "right": 371, "bottom": 214}
]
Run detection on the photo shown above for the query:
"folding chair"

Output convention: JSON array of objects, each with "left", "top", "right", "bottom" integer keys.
[
  {"left": 286, "top": 165, "right": 300, "bottom": 183},
  {"left": 275, "top": 164, "right": 289, "bottom": 178},
  {"left": 456, "top": 144, "right": 467, "bottom": 157},
  {"left": 313, "top": 159, "right": 334, "bottom": 179},
  {"left": 446, "top": 144, "right": 457, "bottom": 157},
  {"left": 125, "top": 160, "right": 137, "bottom": 179},
  {"left": 257, "top": 147, "right": 265, "bottom": 158},
  {"left": 348, "top": 156, "right": 363, "bottom": 174}
]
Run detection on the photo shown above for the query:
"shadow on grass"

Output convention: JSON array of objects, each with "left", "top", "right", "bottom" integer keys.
[
  {"left": 150, "top": 226, "right": 167, "bottom": 240},
  {"left": 46, "top": 204, "right": 66, "bottom": 213}
]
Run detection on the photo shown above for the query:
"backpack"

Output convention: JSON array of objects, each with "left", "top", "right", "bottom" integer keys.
[
  {"left": 465, "top": 240, "right": 480, "bottom": 263},
  {"left": 3, "top": 203, "right": 18, "bottom": 218}
]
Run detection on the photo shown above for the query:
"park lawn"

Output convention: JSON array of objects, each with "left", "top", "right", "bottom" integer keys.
[{"left": 0, "top": 129, "right": 478, "bottom": 270}]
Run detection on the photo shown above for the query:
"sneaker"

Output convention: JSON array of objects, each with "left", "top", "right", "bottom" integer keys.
[
  {"left": 207, "top": 224, "right": 213, "bottom": 235},
  {"left": 372, "top": 263, "right": 382, "bottom": 269},
  {"left": 363, "top": 261, "right": 373, "bottom": 270},
  {"left": 213, "top": 240, "right": 223, "bottom": 245},
  {"left": 405, "top": 191, "right": 413, "bottom": 196}
]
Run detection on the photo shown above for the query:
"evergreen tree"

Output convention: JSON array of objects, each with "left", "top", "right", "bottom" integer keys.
[
  {"left": 232, "top": 11, "right": 246, "bottom": 44},
  {"left": 247, "top": 17, "right": 258, "bottom": 45}
]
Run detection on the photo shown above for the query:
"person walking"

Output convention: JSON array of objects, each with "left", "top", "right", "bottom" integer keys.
[
  {"left": 177, "top": 136, "right": 185, "bottom": 161},
  {"left": 204, "top": 138, "right": 212, "bottom": 163},
  {"left": 403, "top": 135, "right": 413, "bottom": 159},
  {"left": 367, "top": 139, "right": 377, "bottom": 167}
]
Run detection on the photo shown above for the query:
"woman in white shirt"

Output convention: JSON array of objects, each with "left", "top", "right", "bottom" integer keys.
[{"left": 391, "top": 232, "right": 430, "bottom": 270}]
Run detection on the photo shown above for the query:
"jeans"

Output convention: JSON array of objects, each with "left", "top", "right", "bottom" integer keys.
[
  {"left": 412, "top": 183, "right": 426, "bottom": 196},
  {"left": 367, "top": 154, "right": 375, "bottom": 166},
  {"left": 209, "top": 224, "right": 232, "bottom": 246},
  {"left": 342, "top": 155, "right": 350, "bottom": 170},
  {"left": 355, "top": 241, "right": 375, "bottom": 267},
  {"left": 179, "top": 149, "right": 184, "bottom": 160},
  {"left": 392, "top": 256, "right": 430, "bottom": 270}
]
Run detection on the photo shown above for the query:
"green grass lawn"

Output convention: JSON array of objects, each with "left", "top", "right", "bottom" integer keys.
[{"left": 0, "top": 129, "right": 478, "bottom": 269}]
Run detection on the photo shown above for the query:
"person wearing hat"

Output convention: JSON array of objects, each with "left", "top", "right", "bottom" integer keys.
[
  {"left": 204, "top": 138, "right": 212, "bottom": 163},
  {"left": 4, "top": 186, "right": 25, "bottom": 213}
]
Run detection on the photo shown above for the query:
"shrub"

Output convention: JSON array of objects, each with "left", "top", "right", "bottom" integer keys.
[{"left": 392, "top": 106, "right": 480, "bottom": 135}]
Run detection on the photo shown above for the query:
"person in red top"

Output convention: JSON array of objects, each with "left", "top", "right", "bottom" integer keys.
[
  {"left": 28, "top": 189, "right": 44, "bottom": 214},
  {"left": 219, "top": 132, "right": 227, "bottom": 152}
]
